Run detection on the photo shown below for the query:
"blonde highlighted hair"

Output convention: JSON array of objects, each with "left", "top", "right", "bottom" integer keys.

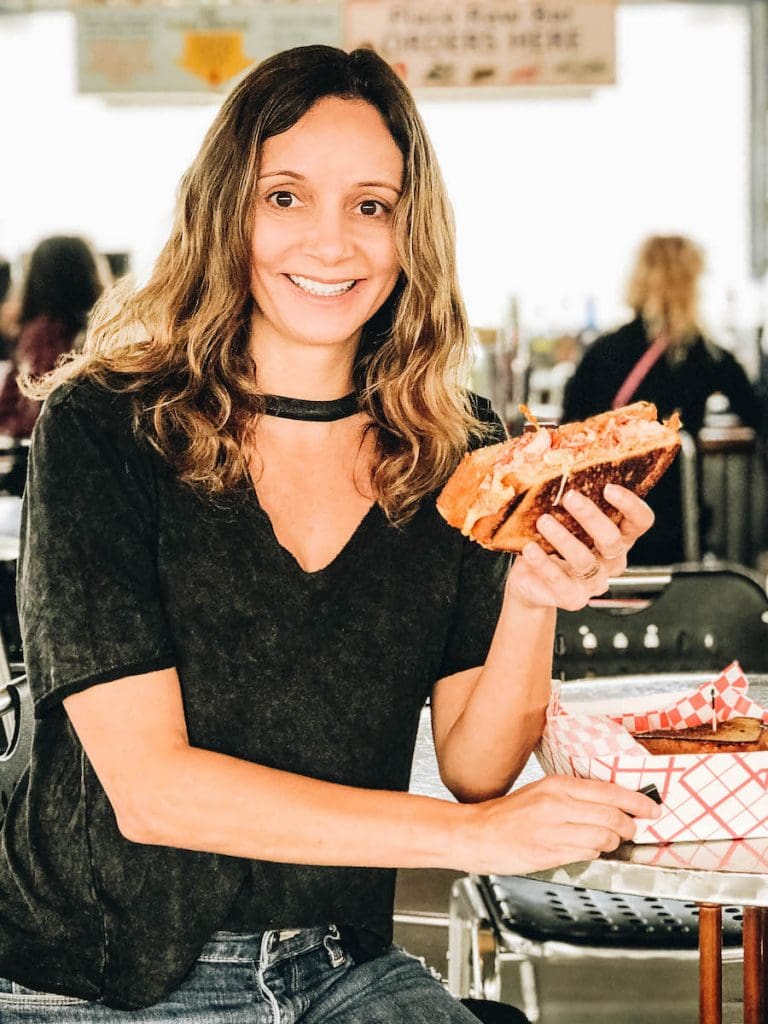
[
  {"left": 27, "top": 46, "right": 486, "bottom": 524},
  {"left": 626, "top": 234, "right": 704, "bottom": 345}
]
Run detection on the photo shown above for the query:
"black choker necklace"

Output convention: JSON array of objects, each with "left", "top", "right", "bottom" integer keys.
[{"left": 262, "top": 391, "right": 359, "bottom": 422}]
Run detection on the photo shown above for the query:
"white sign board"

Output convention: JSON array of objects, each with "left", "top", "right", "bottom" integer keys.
[
  {"left": 77, "top": 3, "right": 343, "bottom": 94},
  {"left": 345, "top": 0, "right": 616, "bottom": 88}
]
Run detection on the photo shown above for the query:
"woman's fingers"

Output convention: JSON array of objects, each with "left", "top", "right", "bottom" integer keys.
[
  {"left": 603, "top": 482, "right": 655, "bottom": 543},
  {"left": 536, "top": 505, "right": 618, "bottom": 577},
  {"left": 466, "top": 776, "right": 662, "bottom": 876},
  {"left": 537, "top": 485, "right": 655, "bottom": 568},
  {"left": 561, "top": 776, "right": 661, "bottom": 820},
  {"left": 560, "top": 489, "right": 627, "bottom": 559},
  {"left": 535, "top": 775, "right": 661, "bottom": 828},
  {"left": 506, "top": 484, "right": 656, "bottom": 609}
]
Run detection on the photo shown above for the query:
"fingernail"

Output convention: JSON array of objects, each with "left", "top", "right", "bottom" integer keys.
[
  {"left": 537, "top": 514, "right": 554, "bottom": 529},
  {"left": 604, "top": 483, "right": 621, "bottom": 500},
  {"left": 564, "top": 490, "right": 586, "bottom": 509}
]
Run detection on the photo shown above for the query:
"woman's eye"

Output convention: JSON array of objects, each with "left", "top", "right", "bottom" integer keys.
[
  {"left": 358, "top": 199, "right": 388, "bottom": 217},
  {"left": 268, "top": 191, "right": 298, "bottom": 209}
]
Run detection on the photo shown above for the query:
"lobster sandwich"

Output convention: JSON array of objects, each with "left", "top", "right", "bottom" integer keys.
[{"left": 437, "top": 402, "right": 681, "bottom": 552}]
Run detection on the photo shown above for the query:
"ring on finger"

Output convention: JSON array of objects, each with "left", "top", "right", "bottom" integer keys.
[{"left": 569, "top": 558, "right": 601, "bottom": 582}]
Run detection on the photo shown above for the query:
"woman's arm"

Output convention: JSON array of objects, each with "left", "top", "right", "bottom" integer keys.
[
  {"left": 431, "top": 483, "right": 654, "bottom": 802},
  {"left": 64, "top": 665, "right": 659, "bottom": 876}
]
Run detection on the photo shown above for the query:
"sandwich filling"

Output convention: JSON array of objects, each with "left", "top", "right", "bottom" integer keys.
[{"left": 460, "top": 406, "right": 681, "bottom": 538}]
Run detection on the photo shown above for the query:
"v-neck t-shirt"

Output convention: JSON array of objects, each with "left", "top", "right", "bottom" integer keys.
[{"left": 0, "top": 378, "right": 509, "bottom": 1009}]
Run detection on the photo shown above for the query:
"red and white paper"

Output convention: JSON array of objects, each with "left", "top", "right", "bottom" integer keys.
[{"left": 537, "top": 662, "right": 768, "bottom": 843}]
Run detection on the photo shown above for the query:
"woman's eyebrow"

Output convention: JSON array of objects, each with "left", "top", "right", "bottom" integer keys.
[
  {"left": 257, "top": 169, "right": 306, "bottom": 181},
  {"left": 357, "top": 181, "right": 402, "bottom": 194},
  {"left": 257, "top": 169, "right": 401, "bottom": 194}
]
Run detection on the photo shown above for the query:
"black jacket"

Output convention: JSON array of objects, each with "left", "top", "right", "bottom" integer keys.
[{"left": 561, "top": 317, "right": 763, "bottom": 564}]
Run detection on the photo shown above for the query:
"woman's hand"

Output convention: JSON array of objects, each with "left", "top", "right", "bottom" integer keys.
[
  {"left": 505, "top": 483, "right": 654, "bottom": 611},
  {"left": 457, "top": 775, "right": 662, "bottom": 875}
]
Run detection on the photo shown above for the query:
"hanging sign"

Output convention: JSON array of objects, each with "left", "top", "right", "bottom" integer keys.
[
  {"left": 77, "top": 3, "right": 342, "bottom": 94},
  {"left": 344, "top": 0, "right": 616, "bottom": 88}
]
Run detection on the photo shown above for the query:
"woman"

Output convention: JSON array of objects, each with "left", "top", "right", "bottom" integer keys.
[
  {"left": 562, "top": 234, "right": 762, "bottom": 564},
  {"left": 0, "top": 46, "right": 659, "bottom": 1022},
  {"left": 0, "top": 235, "right": 110, "bottom": 442}
]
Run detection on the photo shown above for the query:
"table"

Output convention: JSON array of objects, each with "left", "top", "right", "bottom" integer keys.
[
  {"left": 410, "top": 672, "right": 768, "bottom": 1024},
  {"left": 529, "top": 836, "right": 768, "bottom": 1024}
]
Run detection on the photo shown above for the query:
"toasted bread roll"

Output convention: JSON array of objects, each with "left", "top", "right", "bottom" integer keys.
[{"left": 634, "top": 717, "right": 768, "bottom": 755}]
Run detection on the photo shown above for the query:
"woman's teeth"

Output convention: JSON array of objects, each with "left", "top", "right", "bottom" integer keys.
[{"left": 288, "top": 275, "right": 357, "bottom": 297}]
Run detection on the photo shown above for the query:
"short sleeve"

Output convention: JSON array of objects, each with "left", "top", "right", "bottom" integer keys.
[
  {"left": 18, "top": 383, "right": 177, "bottom": 716},
  {"left": 437, "top": 392, "right": 511, "bottom": 679},
  {"left": 437, "top": 539, "right": 510, "bottom": 680}
]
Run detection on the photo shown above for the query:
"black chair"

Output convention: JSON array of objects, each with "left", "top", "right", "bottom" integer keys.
[
  {"left": 461, "top": 996, "right": 530, "bottom": 1023},
  {"left": 0, "top": 438, "right": 29, "bottom": 499},
  {"left": 0, "top": 675, "right": 32, "bottom": 823},
  {"left": 0, "top": 436, "right": 28, "bottom": 499},
  {"left": 554, "top": 562, "right": 768, "bottom": 680},
  {"left": 450, "top": 874, "right": 744, "bottom": 1023}
]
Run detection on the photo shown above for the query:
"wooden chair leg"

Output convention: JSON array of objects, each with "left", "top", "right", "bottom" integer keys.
[
  {"left": 760, "top": 908, "right": 768, "bottom": 1024},
  {"left": 698, "top": 903, "right": 722, "bottom": 1024},
  {"left": 744, "top": 907, "right": 763, "bottom": 1024}
]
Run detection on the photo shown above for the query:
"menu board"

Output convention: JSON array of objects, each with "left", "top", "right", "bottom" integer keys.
[
  {"left": 345, "top": 0, "right": 616, "bottom": 88},
  {"left": 74, "top": 0, "right": 615, "bottom": 94}
]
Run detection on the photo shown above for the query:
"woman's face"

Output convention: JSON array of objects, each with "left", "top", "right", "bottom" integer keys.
[{"left": 250, "top": 96, "right": 404, "bottom": 356}]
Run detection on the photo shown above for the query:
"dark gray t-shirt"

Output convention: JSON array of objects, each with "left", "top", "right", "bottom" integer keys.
[{"left": 0, "top": 378, "right": 509, "bottom": 1009}]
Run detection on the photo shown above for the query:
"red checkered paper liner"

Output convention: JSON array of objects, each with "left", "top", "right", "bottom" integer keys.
[
  {"left": 610, "top": 661, "right": 768, "bottom": 733},
  {"left": 537, "top": 662, "right": 768, "bottom": 843}
]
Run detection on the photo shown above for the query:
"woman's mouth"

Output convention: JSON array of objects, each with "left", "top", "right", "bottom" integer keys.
[{"left": 287, "top": 274, "right": 358, "bottom": 297}]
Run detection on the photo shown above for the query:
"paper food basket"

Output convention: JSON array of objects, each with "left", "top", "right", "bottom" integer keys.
[{"left": 537, "top": 661, "right": 768, "bottom": 843}]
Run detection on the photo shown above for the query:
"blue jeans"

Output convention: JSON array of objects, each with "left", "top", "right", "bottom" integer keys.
[{"left": 0, "top": 926, "right": 483, "bottom": 1022}]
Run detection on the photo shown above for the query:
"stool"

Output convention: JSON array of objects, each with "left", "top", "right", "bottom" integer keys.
[{"left": 448, "top": 875, "right": 744, "bottom": 1024}]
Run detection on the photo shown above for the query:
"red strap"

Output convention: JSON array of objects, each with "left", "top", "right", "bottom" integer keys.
[{"left": 611, "top": 336, "right": 667, "bottom": 409}]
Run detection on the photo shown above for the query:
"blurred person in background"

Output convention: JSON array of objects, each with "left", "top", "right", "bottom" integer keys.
[
  {"left": 0, "top": 256, "right": 15, "bottom": 361},
  {"left": 0, "top": 235, "right": 111, "bottom": 443},
  {"left": 561, "top": 234, "right": 763, "bottom": 565}
]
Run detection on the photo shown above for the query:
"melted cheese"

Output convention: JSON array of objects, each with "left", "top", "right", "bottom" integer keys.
[{"left": 462, "top": 462, "right": 517, "bottom": 536}]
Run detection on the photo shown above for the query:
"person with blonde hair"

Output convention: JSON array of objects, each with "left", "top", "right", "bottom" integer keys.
[
  {"left": 0, "top": 45, "right": 658, "bottom": 1022},
  {"left": 562, "top": 233, "right": 762, "bottom": 564}
]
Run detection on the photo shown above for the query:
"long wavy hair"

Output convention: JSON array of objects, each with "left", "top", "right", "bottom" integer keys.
[
  {"left": 626, "top": 234, "right": 704, "bottom": 347},
  {"left": 28, "top": 46, "right": 484, "bottom": 524}
]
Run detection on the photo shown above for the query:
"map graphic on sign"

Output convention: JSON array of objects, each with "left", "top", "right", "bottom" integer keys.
[{"left": 177, "top": 31, "right": 253, "bottom": 88}]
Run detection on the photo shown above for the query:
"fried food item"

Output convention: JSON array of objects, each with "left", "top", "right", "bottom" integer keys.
[
  {"left": 634, "top": 717, "right": 768, "bottom": 754},
  {"left": 437, "top": 402, "right": 681, "bottom": 552}
]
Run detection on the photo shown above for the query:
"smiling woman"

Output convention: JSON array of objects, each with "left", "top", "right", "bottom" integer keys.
[
  {"left": 248, "top": 97, "right": 403, "bottom": 373},
  {"left": 0, "top": 43, "right": 659, "bottom": 1024}
]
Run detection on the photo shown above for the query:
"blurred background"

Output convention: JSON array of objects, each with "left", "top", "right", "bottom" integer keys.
[{"left": 1, "top": 0, "right": 767, "bottom": 570}]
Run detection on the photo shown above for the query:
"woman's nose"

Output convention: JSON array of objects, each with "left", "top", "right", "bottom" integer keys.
[{"left": 302, "top": 205, "right": 355, "bottom": 265}]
